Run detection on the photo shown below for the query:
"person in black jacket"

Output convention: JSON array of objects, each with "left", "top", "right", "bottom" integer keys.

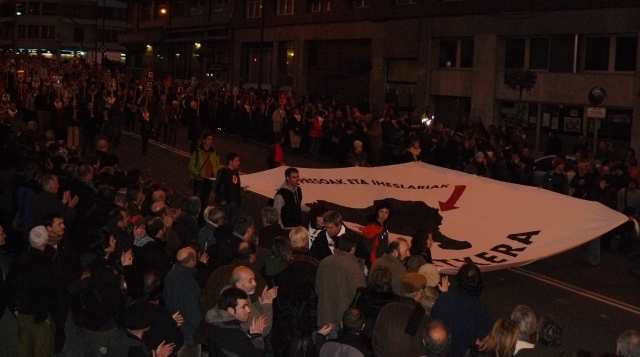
[
  {"left": 214, "top": 152, "right": 242, "bottom": 221},
  {"left": 206, "top": 287, "right": 268, "bottom": 357}
]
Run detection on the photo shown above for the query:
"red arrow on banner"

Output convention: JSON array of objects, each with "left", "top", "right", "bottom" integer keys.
[{"left": 439, "top": 185, "right": 466, "bottom": 211}]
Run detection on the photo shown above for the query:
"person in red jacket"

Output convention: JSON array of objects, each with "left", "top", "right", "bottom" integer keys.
[{"left": 360, "top": 200, "right": 392, "bottom": 264}]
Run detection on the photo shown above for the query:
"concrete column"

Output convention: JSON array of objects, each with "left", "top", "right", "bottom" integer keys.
[
  {"left": 370, "top": 36, "right": 385, "bottom": 113},
  {"left": 470, "top": 34, "right": 498, "bottom": 127}
]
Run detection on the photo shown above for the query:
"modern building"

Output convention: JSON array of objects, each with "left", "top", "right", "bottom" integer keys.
[
  {"left": 120, "top": 0, "right": 233, "bottom": 80},
  {"left": 123, "top": 0, "right": 640, "bottom": 151},
  {"left": 0, "top": 0, "right": 128, "bottom": 62}
]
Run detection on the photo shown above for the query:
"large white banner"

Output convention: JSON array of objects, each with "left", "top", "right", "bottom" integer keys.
[{"left": 242, "top": 162, "right": 628, "bottom": 272}]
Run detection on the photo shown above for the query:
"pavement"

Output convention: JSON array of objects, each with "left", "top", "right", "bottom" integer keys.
[{"left": 115, "top": 127, "right": 640, "bottom": 355}]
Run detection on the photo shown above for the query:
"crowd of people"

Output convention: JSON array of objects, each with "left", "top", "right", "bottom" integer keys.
[{"left": 0, "top": 54, "right": 638, "bottom": 357}]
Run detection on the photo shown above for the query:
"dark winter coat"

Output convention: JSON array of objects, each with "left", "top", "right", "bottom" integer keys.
[{"left": 205, "top": 308, "right": 264, "bottom": 357}]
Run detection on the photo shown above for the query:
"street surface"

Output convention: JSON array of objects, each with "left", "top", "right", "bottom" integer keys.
[{"left": 116, "top": 128, "right": 639, "bottom": 355}]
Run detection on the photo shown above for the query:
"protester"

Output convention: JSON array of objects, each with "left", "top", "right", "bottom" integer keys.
[
  {"left": 188, "top": 132, "right": 221, "bottom": 210},
  {"left": 273, "top": 167, "right": 305, "bottom": 228}
]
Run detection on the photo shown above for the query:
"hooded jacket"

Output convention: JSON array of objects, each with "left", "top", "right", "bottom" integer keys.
[{"left": 205, "top": 308, "right": 264, "bottom": 357}]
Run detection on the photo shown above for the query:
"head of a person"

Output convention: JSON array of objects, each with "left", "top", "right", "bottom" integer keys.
[
  {"left": 150, "top": 201, "right": 167, "bottom": 218},
  {"left": 617, "top": 330, "right": 640, "bottom": 357},
  {"left": 227, "top": 152, "right": 241, "bottom": 170},
  {"left": 44, "top": 214, "right": 65, "bottom": 242},
  {"left": 201, "top": 132, "right": 215, "bottom": 150},
  {"left": 308, "top": 204, "right": 327, "bottom": 230},
  {"left": 537, "top": 316, "right": 563, "bottom": 348},
  {"left": 368, "top": 266, "right": 393, "bottom": 293},
  {"left": 233, "top": 215, "right": 255, "bottom": 242},
  {"left": 375, "top": 202, "right": 391, "bottom": 225},
  {"left": 261, "top": 206, "right": 279, "bottom": 227},
  {"left": 399, "top": 272, "right": 427, "bottom": 302},
  {"left": 220, "top": 287, "right": 252, "bottom": 323},
  {"left": 231, "top": 265, "right": 257, "bottom": 296},
  {"left": 285, "top": 167, "right": 300, "bottom": 187},
  {"left": 423, "top": 320, "right": 451, "bottom": 357},
  {"left": 336, "top": 233, "right": 358, "bottom": 254},
  {"left": 323, "top": 210, "right": 343, "bottom": 238},
  {"left": 41, "top": 174, "right": 59, "bottom": 194},
  {"left": 122, "top": 302, "right": 154, "bottom": 335},
  {"left": 146, "top": 217, "right": 165, "bottom": 239},
  {"left": 151, "top": 189, "right": 167, "bottom": 203},
  {"left": 457, "top": 262, "right": 483, "bottom": 297},
  {"left": 206, "top": 206, "right": 226, "bottom": 226},
  {"left": 29, "top": 225, "right": 49, "bottom": 251},
  {"left": 387, "top": 238, "right": 411, "bottom": 262},
  {"left": 342, "top": 308, "right": 366, "bottom": 334},
  {"left": 176, "top": 246, "right": 197, "bottom": 269},
  {"left": 96, "top": 137, "right": 110, "bottom": 153},
  {"left": 353, "top": 140, "right": 364, "bottom": 154},
  {"left": 478, "top": 318, "right": 519, "bottom": 357},
  {"left": 289, "top": 226, "right": 310, "bottom": 253},
  {"left": 183, "top": 196, "right": 201, "bottom": 218},
  {"left": 511, "top": 305, "right": 538, "bottom": 343},
  {"left": 0, "top": 225, "right": 5, "bottom": 246},
  {"left": 78, "top": 164, "right": 94, "bottom": 183}
]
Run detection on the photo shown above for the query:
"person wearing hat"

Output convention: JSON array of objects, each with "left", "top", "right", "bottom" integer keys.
[
  {"left": 430, "top": 262, "right": 494, "bottom": 357},
  {"left": 372, "top": 272, "right": 430, "bottom": 357}
]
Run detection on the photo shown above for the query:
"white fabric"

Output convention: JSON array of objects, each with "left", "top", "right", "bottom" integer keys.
[{"left": 243, "top": 162, "right": 628, "bottom": 272}]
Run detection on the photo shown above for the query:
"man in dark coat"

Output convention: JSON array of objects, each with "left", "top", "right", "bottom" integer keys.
[
  {"left": 272, "top": 237, "right": 319, "bottom": 356},
  {"left": 214, "top": 152, "right": 242, "bottom": 221},
  {"left": 163, "top": 247, "right": 202, "bottom": 356},
  {"left": 205, "top": 287, "right": 267, "bottom": 357},
  {"left": 31, "top": 174, "right": 78, "bottom": 228},
  {"left": 430, "top": 263, "right": 493, "bottom": 357},
  {"left": 310, "top": 210, "right": 365, "bottom": 262}
]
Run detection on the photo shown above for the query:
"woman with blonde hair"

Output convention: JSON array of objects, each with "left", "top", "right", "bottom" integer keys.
[{"left": 476, "top": 318, "right": 519, "bottom": 357}]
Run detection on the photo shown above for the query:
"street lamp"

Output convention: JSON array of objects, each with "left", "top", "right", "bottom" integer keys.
[
  {"left": 159, "top": 7, "right": 168, "bottom": 16},
  {"left": 194, "top": 42, "right": 202, "bottom": 50}
]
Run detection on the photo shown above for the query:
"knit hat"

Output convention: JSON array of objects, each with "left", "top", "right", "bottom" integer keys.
[
  {"left": 418, "top": 264, "right": 440, "bottom": 288},
  {"left": 399, "top": 272, "right": 427, "bottom": 295},
  {"left": 121, "top": 302, "right": 154, "bottom": 330}
]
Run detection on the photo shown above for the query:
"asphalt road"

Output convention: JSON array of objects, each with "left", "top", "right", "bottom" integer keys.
[{"left": 115, "top": 128, "right": 640, "bottom": 355}]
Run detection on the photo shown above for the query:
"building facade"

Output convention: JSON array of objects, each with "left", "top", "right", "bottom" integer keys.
[
  {"left": 121, "top": 0, "right": 233, "bottom": 80},
  {"left": 124, "top": 0, "right": 640, "bottom": 151},
  {"left": 0, "top": 0, "right": 127, "bottom": 62}
]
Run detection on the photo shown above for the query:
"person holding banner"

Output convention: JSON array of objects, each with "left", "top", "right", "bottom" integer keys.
[{"left": 273, "top": 167, "right": 307, "bottom": 228}]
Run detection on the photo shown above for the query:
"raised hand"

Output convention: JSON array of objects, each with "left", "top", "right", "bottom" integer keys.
[
  {"left": 153, "top": 341, "right": 175, "bottom": 357},
  {"left": 249, "top": 315, "right": 268, "bottom": 335},
  {"left": 438, "top": 275, "right": 450, "bottom": 293},
  {"left": 171, "top": 311, "right": 184, "bottom": 327},
  {"left": 317, "top": 323, "right": 334, "bottom": 336}
]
